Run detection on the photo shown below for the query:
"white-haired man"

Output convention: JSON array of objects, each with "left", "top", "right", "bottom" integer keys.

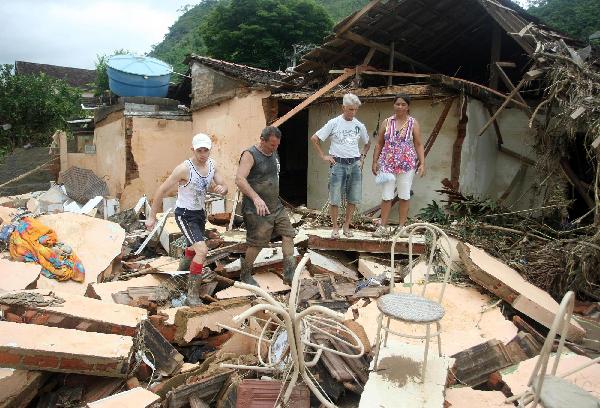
[
  {"left": 311, "top": 93, "right": 370, "bottom": 237},
  {"left": 146, "top": 133, "right": 228, "bottom": 306}
]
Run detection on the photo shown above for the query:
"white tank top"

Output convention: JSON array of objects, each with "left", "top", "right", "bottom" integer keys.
[{"left": 175, "top": 158, "right": 215, "bottom": 211}]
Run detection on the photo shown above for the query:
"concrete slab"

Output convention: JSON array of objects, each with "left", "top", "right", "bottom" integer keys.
[
  {"left": 358, "top": 255, "right": 390, "bottom": 279},
  {"left": 502, "top": 353, "right": 600, "bottom": 399},
  {"left": 0, "top": 289, "right": 147, "bottom": 336},
  {"left": 0, "top": 367, "right": 47, "bottom": 408},
  {"left": 0, "top": 258, "right": 41, "bottom": 293},
  {"left": 87, "top": 387, "right": 160, "bottom": 408},
  {"left": 35, "top": 213, "right": 125, "bottom": 296},
  {"left": 173, "top": 298, "right": 251, "bottom": 344},
  {"left": 360, "top": 341, "right": 453, "bottom": 408},
  {"left": 309, "top": 250, "right": 359, "bottom": 280},
  {"left": 0, "top": 321, "right": 133, "bottom": 377},
  {"left": 345, "top": 283, "right": 517, "bottom": 356},
  {"left": 215, "top": 272, "right": 290, "bottom": 300},
  {"left": 222, "top": 247, "right": 299, "bottom": 273},
  {"left": 458, "top": 243, "right": 585, "bottom": 342},
  {"left": 445, "top": 387, "right": 506, "bottom": 407}
]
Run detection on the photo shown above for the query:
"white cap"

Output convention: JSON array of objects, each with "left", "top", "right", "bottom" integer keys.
[{"left": 192, "top": 133, "right": 212, "bottom": 150}]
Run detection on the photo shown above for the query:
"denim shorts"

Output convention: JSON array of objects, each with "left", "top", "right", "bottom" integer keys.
[{"left": 328, "top": 161, "right": 362, "bottom": 206}]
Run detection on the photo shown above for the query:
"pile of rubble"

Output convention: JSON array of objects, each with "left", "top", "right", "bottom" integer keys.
[{"left": 0, "top": 184, "right": 598, "bottom": 408}]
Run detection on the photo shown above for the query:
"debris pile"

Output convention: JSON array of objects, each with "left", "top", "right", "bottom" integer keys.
[{"left": 0, "top": 180, "right": 598, "bottom": 407}]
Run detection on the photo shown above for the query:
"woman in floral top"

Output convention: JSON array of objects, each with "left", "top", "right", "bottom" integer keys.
[{"left": 371, "top": 94, "right": 426, "bottom": 237}]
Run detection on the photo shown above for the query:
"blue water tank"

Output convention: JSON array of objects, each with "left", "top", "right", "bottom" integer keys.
[{"left": 107, "top": 55, "right": 172, "bottom": 97}]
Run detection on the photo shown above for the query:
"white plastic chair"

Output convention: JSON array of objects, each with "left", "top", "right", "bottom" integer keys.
[
  {"left": 372, "top": 222, "right": 452, "bottom": 380},
  {"left": 219, "top": 254, "right": 365, "bottom": 408},
  {"left": 506, "top": 291, "right": 600, "bottom": 408}
]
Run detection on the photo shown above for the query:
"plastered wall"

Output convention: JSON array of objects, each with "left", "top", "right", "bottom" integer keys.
[
  {"left": 192, "top": 90, "right": 270, "bottom": 210},
  {"left": 120, "top": 117, "right": 193, "bottom": 209},
  {"left": 306, "top": 98, "right": 460, "bottom": 217},
  {"left": 460, "top": 98, "right": 542, "bottom": 210}
]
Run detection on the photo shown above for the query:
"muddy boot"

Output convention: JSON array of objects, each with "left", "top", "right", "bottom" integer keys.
[
  {"left": 178, "top": 247, "right": 195, "bottom": 271},
  {"left": 282, "top": 256, "right": 297, "bottom": 286},
  {"left": 186, "top": 274, "right": 203, "bottom": 307},
  {"left": 240, "top": 258, "right": 258, "bottom": 286}
]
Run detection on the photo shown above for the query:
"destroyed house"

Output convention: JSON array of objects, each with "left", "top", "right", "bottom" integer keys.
[{"left": 186, "top": 0, "right": 590, "bottom": 218}]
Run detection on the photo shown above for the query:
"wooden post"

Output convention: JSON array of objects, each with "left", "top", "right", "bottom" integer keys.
[
  {"left": 489, "top": 24, "right": 501, "bottom": 90},
  {"left": 227, "top": 189, "right": 241, "bottom": 231},
  {"left": 271, "top": 68, "right": 357, "bottom": 128},
  {"left": 477, "top": 75, "right": 530, "bottom": 137},
  {"left": 388, "top": 41, "right": 395, "bottom": 86},
  {"left": 424, "top": 97, "right": 455, "bottom": 156}
]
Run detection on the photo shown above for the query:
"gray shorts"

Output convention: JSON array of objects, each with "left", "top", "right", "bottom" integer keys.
[{"left": 243, "top": 207, "right": 296, "bottom": 248}]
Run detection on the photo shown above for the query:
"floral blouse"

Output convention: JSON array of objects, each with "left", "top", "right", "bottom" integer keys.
[{"left": 379, "top": 115, "right": 418, "bottom": 174}]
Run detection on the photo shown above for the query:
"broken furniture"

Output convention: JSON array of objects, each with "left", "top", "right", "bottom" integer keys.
[
  {"left": 219, "top": 254, "right": 365, "bottom": 408},
  {"left": 506, "top": 291, "right": 600, "bottom": 408},
  {"left": 372, "top": 222, "right": 452, "bottom": 380}
]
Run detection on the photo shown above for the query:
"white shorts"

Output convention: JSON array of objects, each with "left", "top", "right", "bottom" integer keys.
[{"left": 381, "top": 170, "right": 415, "bottom": 200}]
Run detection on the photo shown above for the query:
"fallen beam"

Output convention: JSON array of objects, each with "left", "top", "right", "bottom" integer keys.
[
  {"left": 139, "top": 319, "right": 184, "bottom": 377},
  {"left": 306, "top": 229, "right": 425, "bottom": 254},
  {"left": 0, "top": 321, "right": 133, "bottom": 377},
  {"left": 0, "top": 368, "right": 48, "bottom": 408}
]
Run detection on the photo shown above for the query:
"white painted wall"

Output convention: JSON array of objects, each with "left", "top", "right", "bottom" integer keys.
[
  {"left": 460, "top": 98, "right": 543, "bottom": 210},
  {"left": 306, "top": 98, "right": 460, "bottom": 217}
]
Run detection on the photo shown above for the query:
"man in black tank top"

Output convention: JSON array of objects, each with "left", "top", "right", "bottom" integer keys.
[{"left": 235, "top": 126, "right": 297, "bottom": 286}]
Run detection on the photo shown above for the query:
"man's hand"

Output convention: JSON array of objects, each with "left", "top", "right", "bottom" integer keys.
[
  {"left": 322, "top": 154, "right": 335, "bottom": 165},
  {"left": 213, "top": 184, "right": 227, "bottom": 195},
  {"left": 372, "top": 162, "right": 379, "bottom": 176},
  {"left": 145, "top": 217, "right": 157, "bottom": 230},
  {"left": 417, "top": 163, "right": 426, "bottom": 177},
  {"left": 253, "top": 197, "right": 271, "bottom": 216}
]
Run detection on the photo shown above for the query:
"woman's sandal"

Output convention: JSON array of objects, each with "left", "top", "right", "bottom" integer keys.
[
  {"left": 342, "top": 229, "right": 354, "bottom": 238},
  {"left": 331, "top": 230, "right": 340, "bottom": 238}
]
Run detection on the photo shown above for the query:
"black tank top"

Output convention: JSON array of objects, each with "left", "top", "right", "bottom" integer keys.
[{"left": 241, "top": 145, "right": 282, "bottom": 214}]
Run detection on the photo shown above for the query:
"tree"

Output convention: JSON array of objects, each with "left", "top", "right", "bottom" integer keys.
[
  {"left": 526, "top": 0, "right": 600, "bottom": 41},
  {"left": 199, "top": 0, "right": 333, "bottom": 70},
  {"left": 0, "top": 64, "right": 83, "bottom": 155},
  {"left": 94, "top": 49, "right": 131, "bottom": 96}
]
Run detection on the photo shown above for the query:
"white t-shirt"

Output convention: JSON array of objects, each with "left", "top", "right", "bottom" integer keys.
[{"left": 316, "top": 115, "right": 369, "bottom": 158}]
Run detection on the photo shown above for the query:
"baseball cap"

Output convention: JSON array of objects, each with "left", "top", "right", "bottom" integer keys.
[{"left": 192, "top": 133, "right": 212, "bottom": 150}]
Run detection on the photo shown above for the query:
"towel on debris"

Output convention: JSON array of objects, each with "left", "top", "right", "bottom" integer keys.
[{"left": 9, "top": 217, "right": 85, "bottom": 282}]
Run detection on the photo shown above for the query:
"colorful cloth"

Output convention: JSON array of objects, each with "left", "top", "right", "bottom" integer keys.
[
  {"left": 8, "top": 217, "right": 85, "bottom": 282},
  {"left": 379, "top": 115, "right": 418, "bottom": 174}
]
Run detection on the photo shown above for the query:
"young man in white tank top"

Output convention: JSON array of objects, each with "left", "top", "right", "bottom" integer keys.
[{"left": 146, "top": 133, "right": 228, "bottom": 306}]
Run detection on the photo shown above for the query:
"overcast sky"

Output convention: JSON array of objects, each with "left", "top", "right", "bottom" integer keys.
[{"left": 0, "top": 0, "right": 196, "bottom": 69}]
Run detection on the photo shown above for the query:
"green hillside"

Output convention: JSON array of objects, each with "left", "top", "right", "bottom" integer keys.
[{"left": 148, "top": 0, "right": 368, "bottom": 73}]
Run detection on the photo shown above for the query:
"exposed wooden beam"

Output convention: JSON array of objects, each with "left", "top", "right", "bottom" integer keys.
[
  {"left": 494, "top": 62, "right": 528, "bottom": 107},
  {"left": 271, "top": 68, "right": 359, "bottom": 128},
  {"left": 388, "top": 41, "right": 395, "bottom": 86},
  {"left": 477, "top": 69, "right": 542, "bottom": 136},
  {"left": 336, "top": 0, "right": 383, "bottom": 35},
  {"left": 498, "top": 146, "right": 535, "bottom": 166},
  {"left": 341, "top": 31, "right": 438, "bottom": 73},
  {"left": 560, "top": 159, "right": 595, "bottom": 209},
  {"left": 425, "top": 97, "right": 455, "bottom": 156},
  {"left": 489, "top": 24, "right": 502, "bottom": 89},
  {"left": 329, "top": 69, "right": 430, "bottom": 78},
  {"left": 362, "top": 47, "right": 377, "bottom": 65}
]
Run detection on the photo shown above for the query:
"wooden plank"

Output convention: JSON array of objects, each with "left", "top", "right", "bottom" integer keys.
[
  {"left": 477, "top": 76, "right": 529, "bottom": 137},
  {"left": 450, "top": 97, "right": 468, "bottom": 189},
  {"left": 189, "top": 395, "right": 210, "bottom": 408},
  {"left": 362, "top": 47, "right": 376, "bottom": 65},
  {"left": 140, "top": 319, "right": 184, "bottom": 376},
  {"left": 307, "top": 234, "right": 425, "bottom": 254},
  {"left": 329, "top": 69, "right": 430, "bottom": 78},
  {"left": 336, "top": 0, "right": 383, "bottom": 35},
  {"left": 271, "top": 69, "right": 356, "bottom": 128},
  {"left": 341, "top": 31, "right": 437, "bottom": 73},
  {"left": 388, "top": 41, "right": 395, "bottom": 86},
  {"left": 498, "top": 146, "right": 535, "bottom": 166},
  {"left": 424, "top": 97, "right": 455, "bottom": 156},
  {"left": 499, "top": 163, "right": 527, "bottom": 202},
  {"left": 449, "top": 339, "right": 513, "bottom": 387},
  {"left": 308, "top": 250, "right": 359, "bottom": 281},
  {"left": 494, "top": 62, "right": 528, "bottom": 105},
  {"left": 167, "top": 371, "right": 231, "bottom": 408}
]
